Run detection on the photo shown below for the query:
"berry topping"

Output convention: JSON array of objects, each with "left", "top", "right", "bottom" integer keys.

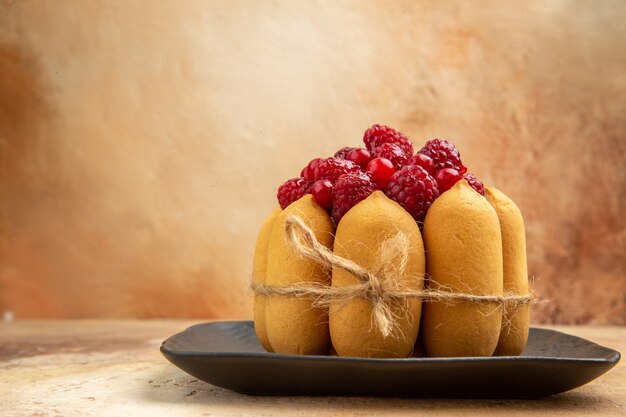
[
  {"left": 363, "top": 124, "right": 414, "bottom": 156},
  {"left": 277, "top": 177, "right": 312, "bottom": 209},
  {"left": 419, "top": 139, "right": 467, "bottom": 174},
  {"left": 346, "top": 147, "right": 372, "bottom": 168},
  {"left": 301, "top": 158, "right": 322, "bottom": 181},
  {"left": 434, "top": 168, "right": 462, "bottom": 194},
  {"left": 408, "top": 153, "right": 435, "bottom": 175},
  {"left": 366, "top": 157, "right": 395, "bottom": 189},
  {"left": 334, "top": 147, "right": 355, "bottom": 159},
  {"left": 332, "top": 174, "right": 377, "bottom": 223},
  {"left": 372, "top": 143, "right": 409, "bottom": 170},
  {"left": 281, "top": 126, "right": 480, "bottom": 221},
  {"left": 463, "top": 173, "right": 485, "bottom": 196},
  {"left": 384, "top": 165, "right": 440, "bottom": 221},
  {"left": 310, "top": 179, "right": 334, "bottom": 208},
  {"left": 314, "top": 157, "right": 361, "bottom": 183}
]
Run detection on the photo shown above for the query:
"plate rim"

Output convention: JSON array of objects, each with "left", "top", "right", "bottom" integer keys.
[{"left": 160, "top": 320, "right": 621, "bottom": 365}]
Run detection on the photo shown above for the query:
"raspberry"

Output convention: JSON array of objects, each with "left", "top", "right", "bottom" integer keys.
[
  {"left": 408, "top": 153, "right": 435, "bottom": 175},
  {"left": 372, "top": 143, "right": 409, "bottom": 169},
  {"left": 335, "top": 147, "right": 372, "bottom": 168},
  {"left": 363, "top": 124, "right": 414, "bottom": 156},
  {"left": 311, "top": 179, "right": 333, "bottom": 208},
  {"left": 334, "top": 147, "right": 355, "bottom": 159},
  {"left": 344, "top": 169, "right": 372, "bottom": 182},
  {"left": 366, "top": 157, "right": 395, "bottom": 189},
  {"left": 277, "top": 177, "right": 312, "bottom": 209},
  {"left": 314, "top": 157, "right": 360, "bottom": 183},
  {"left": 346, "top": 148, "right": 372, "bottom": 168},
  {"left": 300, "top": 158, "right": 322, "bottom": 181},
  {"left": 463, "top": 173, "right": 485, "bottom": 196},
  {"left": 384, "top": 165, "right": 440, "bottom": 221},
  {"left": 434, "top": 168, "right": 462, "bottom": 194},
  {"left": 419, "top": 139, "right": 467, "bottom": 174},
  {"left": 332, "top": 174, "right": 377, "bottom": 223}
]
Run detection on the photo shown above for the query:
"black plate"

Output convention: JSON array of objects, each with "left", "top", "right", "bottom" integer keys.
[{"left": 160, "top": 321, "right": 620, "bottom": 398}]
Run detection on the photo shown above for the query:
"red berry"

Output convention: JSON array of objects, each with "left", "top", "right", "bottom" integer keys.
[
  {"left": 409, "top": 153, "right": 435, "bottom": 175},
  {"left": 419, "top": 139, "right": 467, "bottom": 174},
  {"left": 332, "top": 174, "right": 377, "bottom": 223},
  {"left": 346, "top": 148, "right": 372, "bottom": 168},
  {"left": 301, "top": 158, "right": 322, "bottom": 181},
  {"left": 313, "top": 157, "right": 360, "bottom": 183},
  {"left": 277, "top": 177, "right": 312, "bottom": 209},
  {"left": 363, "top": 124, "right": 414, "bottom": 156},
  {"left": 384, "top": 165, "right": 440, "bottom": 221},
  {"left": 366, "top": 157, "right": 395, "bottom": 189},
  {"left": 334, "top": 147, "right": 355, "bottom": 159},
  {"left": 434, "top": 168, "right": 462, "bottom": 194},
  {"left": 311, "top": 180, "right": 333, "bottom": 208},
  {"left": 343, "top": 169, "right": 373, "bottom": 182},
  {"left": 372, "top": 143, "right": 409, "bottom": 170},
  {"left": 463, "top": 173, "right": 485, "bottom": 196}
]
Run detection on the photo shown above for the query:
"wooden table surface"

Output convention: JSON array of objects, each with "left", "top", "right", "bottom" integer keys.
[{"left": 1, "top": 321, "right": 624, "bottom": 417}]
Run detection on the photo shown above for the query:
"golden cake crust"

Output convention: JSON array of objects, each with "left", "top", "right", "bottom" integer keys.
[
  {"left": 265, "top": 195, "right": 334, "bottom": 355},
  {"left": 330, "top": 191, "right": 425, "bottom": 358},
  {"left": 485, "top": 187, "right": 530, "bottom": 356},
  {"left": 252, "top": 206, "right": 281, "bottom": 352},
  {"left": 421, "top": 180, "right": 504, "bottom": 357}
]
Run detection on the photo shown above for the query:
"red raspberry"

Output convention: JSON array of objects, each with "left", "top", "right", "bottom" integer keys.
[
  {"left": 372, "top": 143, "right": 409, "bottom": 169},
  {"left": 434, "top": 168, "right": 462, "bottom": 194},
  {"left": 334, "top": 147, "right": 372, "bottom": 168},
  {"left": 366, "top": 157, "right": 395, "bottom": 189},
  {"left": 343, "top": 169, "right": 372, "bottom": 182},
  {"left": 300, "top": 158, "right": 322, "bottom": 181},
  {"left": 408, "top": 153, "right": 435, "bottom": 175},
  {"left": 332, "top": 174, "right": 377, "bottom": 223},
  {"left": 314, "top": 157, "right": 360, "bottom": 183},
  {"left": 334, "top": 147, "right": 355, "bottom": 159},
  {"left": 363, "top": 124, "right": 414, "bottom": 156},
  {"left": 311, "top": 179, "right": 333, "bottom": 208},
  {"left": 346, "top": 148, "right": 372, "bottom": 168},
  {"left": 384, "top": 165, "right": 440, "bottom": 221},
  {"left": 277, "top": 177, "right": 312, "bottom": 209},
  {"left": 419, "top": 139, "right": 467, "bottom": 174},
  {"left": 463, "top": 173, "right": 485, "bottom": 195}
]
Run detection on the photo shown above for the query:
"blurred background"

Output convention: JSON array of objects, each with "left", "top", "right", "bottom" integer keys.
[{"left": 0, "top": 0, "right": 624, "bottom": 324}]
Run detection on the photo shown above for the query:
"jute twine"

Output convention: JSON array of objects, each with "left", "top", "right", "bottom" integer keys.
[{"left": 251, "top": 214, "right": 537, "bottom": 338}]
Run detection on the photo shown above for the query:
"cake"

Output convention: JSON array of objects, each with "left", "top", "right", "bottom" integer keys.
[{"left": 252, "top": 124, "right": 531, "bottom": 358}]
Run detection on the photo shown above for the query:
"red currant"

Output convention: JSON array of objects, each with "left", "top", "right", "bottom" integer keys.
[
  {"left": 366, "top": 157, "right": 395, "bottom": 189},
  {"left": 300, "top": 158, "right": 322, "bottom": 181},
  {"left": 409, "top": 153, "right": 435, "bottom": 175},
  {"left": 346, "top": 148, "right": 372, "bottom": 168},
  {"left": 310, "top": 180, "right": 333, "bottom": 208},
  {"left": 434, "top": 168, "right": 462, "bottom": 193}
]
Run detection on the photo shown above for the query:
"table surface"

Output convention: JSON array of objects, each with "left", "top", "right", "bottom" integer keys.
[{"left": 0, "top": 321, "right": 624, "bottom": 417}]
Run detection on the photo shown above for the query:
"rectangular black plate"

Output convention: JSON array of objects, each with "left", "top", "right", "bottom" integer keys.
[{"left": 160, "top": 321, "right": 620, "bottom": 398}]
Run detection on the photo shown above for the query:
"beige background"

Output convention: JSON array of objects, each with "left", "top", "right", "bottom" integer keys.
[{"left": 0, "top": 0, "right": 624, "bottom": 323}]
